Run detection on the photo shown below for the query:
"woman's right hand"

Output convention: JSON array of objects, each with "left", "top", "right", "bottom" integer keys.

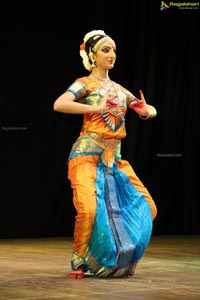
[{"left": 99, "top": 95, "right": 118, "bottom": 114}]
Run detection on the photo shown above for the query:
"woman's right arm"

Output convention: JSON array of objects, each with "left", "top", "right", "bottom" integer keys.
[
  {"left": 53, "top": 91, "right": 101, "bottom": 115},
  {"left": 53, "top": 90, "right": 117, "bottom": 115}
]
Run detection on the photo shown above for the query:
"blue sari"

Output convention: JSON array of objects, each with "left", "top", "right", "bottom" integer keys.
[{"left": 83, "top": 159, "right": 153, "bottom": 277}]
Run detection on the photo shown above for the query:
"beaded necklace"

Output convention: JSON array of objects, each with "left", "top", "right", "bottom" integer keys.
[
  {"left": 90, "top": 73, "right": 125, "bottom": 119},
  {"left": 90, "top": 73, "right": 113, "bottom": 96}
]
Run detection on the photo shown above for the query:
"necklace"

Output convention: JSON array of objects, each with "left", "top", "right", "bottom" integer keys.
[
  {"left": 90, "top": 73, "right": 110, "bottom": 81},
  {"left": 90, "top": 73, "right": 125, "bottom": 120},
  {"left": 90, "top": 73, "right": 120, "bottom": 100},
  {"left": 90, "top": 74, "right": 112, "bottom": 91}
]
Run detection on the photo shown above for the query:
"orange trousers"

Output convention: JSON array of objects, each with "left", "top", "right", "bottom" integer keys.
[{"left": 68, "top": 155, "right": 157, "bottom": 257}]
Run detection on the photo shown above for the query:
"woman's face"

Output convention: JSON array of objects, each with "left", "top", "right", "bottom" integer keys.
[{"left": 94, "top": 40, "right": 116, "bottom": 70}]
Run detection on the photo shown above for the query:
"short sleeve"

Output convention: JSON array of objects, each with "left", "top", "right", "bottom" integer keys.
[{"left": 66, "top": 80, "right": 88, "bottom": 102}]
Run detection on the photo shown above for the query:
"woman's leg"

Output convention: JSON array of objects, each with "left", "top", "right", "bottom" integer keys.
[
  {"left": 67, "top": 155, "right": 99, "bottom": 276},
  {"left": 116, "top": 159, "right": 157, "bottom": 220}
]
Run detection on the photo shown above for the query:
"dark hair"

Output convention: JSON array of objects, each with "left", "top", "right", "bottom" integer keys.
[{"left": 85, "top": 34, "right": 106, "bottom": 55}]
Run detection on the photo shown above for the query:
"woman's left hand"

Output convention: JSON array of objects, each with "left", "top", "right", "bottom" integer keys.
[{"left": 129, "top": 90, "right": 150, "bottom": 116}]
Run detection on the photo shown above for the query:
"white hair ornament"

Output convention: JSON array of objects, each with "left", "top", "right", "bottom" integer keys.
[{"left": 79, "top": 30, "right": 107, "bottom": 71}]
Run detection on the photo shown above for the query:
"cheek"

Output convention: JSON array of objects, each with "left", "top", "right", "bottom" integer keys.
[{"left": 96, "top": 57, "right": 106, "bottom": 65}]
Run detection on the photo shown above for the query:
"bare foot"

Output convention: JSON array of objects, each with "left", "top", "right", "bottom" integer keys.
[{"left": 68, "top": 268, "right": 84, "bottom": 279}]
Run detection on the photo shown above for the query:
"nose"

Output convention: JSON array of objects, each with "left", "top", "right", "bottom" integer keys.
[{"left": 110, "top": 49, "right": 116, "bottom": 58}]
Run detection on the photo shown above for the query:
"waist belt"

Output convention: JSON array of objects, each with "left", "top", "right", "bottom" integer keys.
[{"left": 85, "top": 131, "right": 120, "bottom": 151}]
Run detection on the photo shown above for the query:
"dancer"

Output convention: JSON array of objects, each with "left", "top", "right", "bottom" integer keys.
[{"left": 53, "top": 29, "right": 157, "bottom": 278}]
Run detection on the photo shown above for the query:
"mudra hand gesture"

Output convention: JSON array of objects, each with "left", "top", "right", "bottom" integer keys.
[
  {"left": 129, "top": 90, "right": 157, "bottom": 119},
  {"left": 99, "top": 94, "right": 118, "bottom": 114}
]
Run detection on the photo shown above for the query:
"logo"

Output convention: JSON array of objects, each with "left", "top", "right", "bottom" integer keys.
[
  {"left": 160, "top": 1, "right": 170, "bottom": 10},
  {"left": 160, "top": 1, "right": 199, "bottom": 10}
]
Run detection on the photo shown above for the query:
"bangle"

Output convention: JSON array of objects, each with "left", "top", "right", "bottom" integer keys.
[
  {"left": 139, "top": 107, "right": 157, "bottom": 120},
  {"left": 99, "top": 105, "right": 103, "bottom": 115},
  {"left": 139, "top": 111, "right": 150, "bottom": 120}
]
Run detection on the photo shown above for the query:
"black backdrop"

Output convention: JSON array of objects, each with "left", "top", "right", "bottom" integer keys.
[{"left": 0, "top": 2, "right": 199, "bottom": 238}]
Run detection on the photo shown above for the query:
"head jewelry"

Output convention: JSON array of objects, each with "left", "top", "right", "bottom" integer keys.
[{"left": 79, "top": 30, "right": 115, "bottom": 71}]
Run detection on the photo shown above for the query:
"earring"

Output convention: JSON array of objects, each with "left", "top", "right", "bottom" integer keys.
[{"left": 91, "top": 61, "right": 96, "bottom": 68}]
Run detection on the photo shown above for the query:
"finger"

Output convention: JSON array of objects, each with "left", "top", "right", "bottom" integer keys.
[
  {"left": 107, "top": 103, "right": 118, "bottom": 108},
  {"left": 133, "top": 97, "right": 141, "bottom": 102},
  {"left": 107, "top": 96, "right": 118, "bottom": 106},
  {"left": 108, "top": 95, "right": 118, "bottom": 102},
  {"left": 139, "top": 90, "right": 145, "bottom": 101},
  {"left": 107, "top": 100, "right": 117, "bottom": 106},
  {"left": 129, "top": 101, "right": 142, "bottom": 109}
]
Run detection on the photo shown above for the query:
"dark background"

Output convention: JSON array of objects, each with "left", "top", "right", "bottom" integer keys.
[{"left": 0, "top": 1, "right": 199, "bottom": 238}]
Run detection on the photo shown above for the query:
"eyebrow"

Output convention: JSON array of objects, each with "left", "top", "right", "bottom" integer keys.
[{"left": 101, "top": 45, "right": 116, "bottom": 50}]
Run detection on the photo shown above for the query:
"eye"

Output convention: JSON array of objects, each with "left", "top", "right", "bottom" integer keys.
[{"left": 102, "top": 48, "right": 110, "bottom": 53}]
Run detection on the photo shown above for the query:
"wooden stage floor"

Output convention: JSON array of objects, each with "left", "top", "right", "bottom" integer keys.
[{"left": 0, "top": 235, "right": 199, "bottom": 300}]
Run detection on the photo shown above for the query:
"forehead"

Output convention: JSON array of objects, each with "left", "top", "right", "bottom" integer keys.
[{"left": 99, "top": 39, "right": 116, "bottom": 49}]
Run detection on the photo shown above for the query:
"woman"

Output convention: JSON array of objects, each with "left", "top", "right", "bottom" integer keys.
[{"left": 53, "top": 30, "right": 157, "bottom": 279}]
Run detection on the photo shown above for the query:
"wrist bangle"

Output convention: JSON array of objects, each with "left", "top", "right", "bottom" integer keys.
[
  {"left": 139, "top": 111, "right": 150, "bottom": 120},
  {"left": 139, "top": 107, "right": 157, "bottom": 120},
  {"left": 99, "top": 105, "right": 103, "bottom": 115}
]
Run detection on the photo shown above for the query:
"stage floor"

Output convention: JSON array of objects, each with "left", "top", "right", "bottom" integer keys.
[{"left": 0, "top": 235, "right": 199, "bottom": 300}]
